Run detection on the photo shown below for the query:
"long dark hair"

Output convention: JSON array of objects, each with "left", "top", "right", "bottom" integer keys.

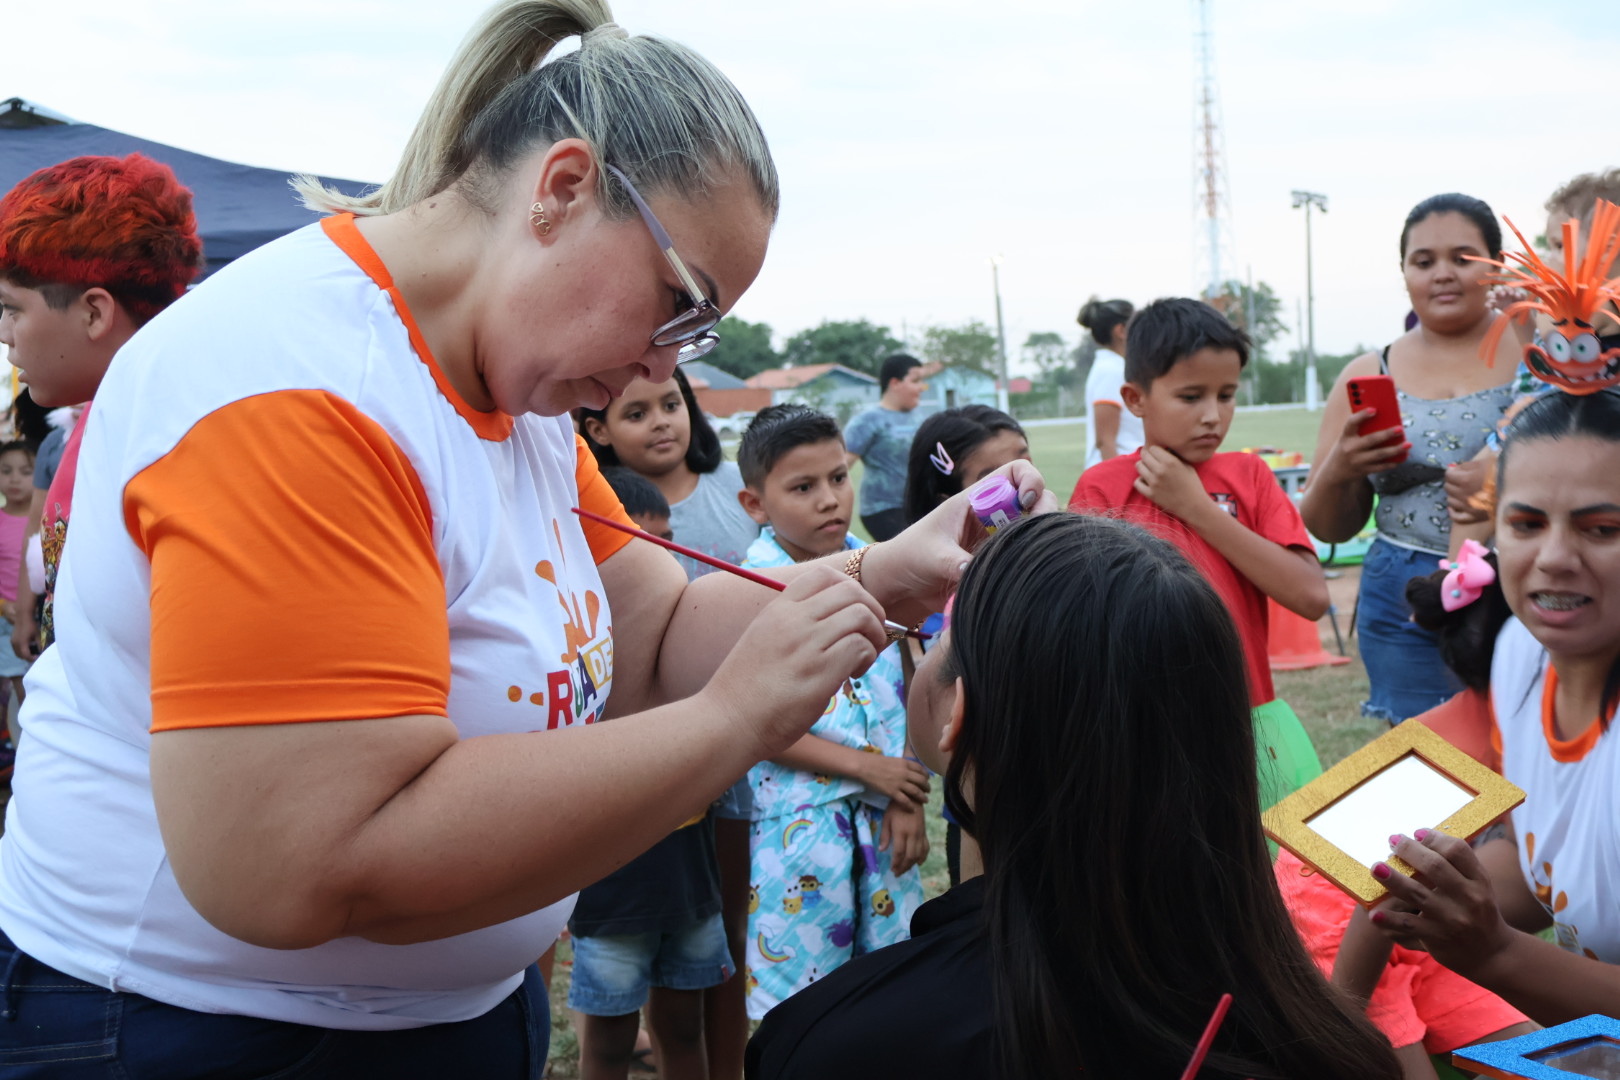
[
  {"left": 903, "top": 405, "right": 1024, "bottom": 524},
  {"left": 1499, "top": 387, "right": 1620, "bottom": 723},
  {"left": 576, "top": 367, "right": 722, "bottom": 474},
  {"left": 940, "top": 514, "right": 1400, "bottom": 1080}
]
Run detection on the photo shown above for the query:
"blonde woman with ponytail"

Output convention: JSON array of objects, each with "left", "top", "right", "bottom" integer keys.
[{"left": 0, "top": 4, "right": 1053, "bottom": 1076}]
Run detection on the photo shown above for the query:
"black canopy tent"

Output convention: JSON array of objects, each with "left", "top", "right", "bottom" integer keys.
[{"left": 0, "top": 98, "right": 375, "bottom": 277}]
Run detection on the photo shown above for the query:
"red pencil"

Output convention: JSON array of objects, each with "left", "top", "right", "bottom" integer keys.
[
  {"left": 572, "top": 506, "right": 928, "bottom": 640},
  {"left": 1179, "top": 993, "right": 1233, "bottom": 1080}
]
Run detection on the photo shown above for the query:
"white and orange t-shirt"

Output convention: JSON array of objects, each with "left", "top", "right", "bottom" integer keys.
[
  {"left": 1491, "top": 618, "right": 1620, "bottom": 964},
  {"left": 0, "top": 214, "right": 635, "bottom": 1030}
]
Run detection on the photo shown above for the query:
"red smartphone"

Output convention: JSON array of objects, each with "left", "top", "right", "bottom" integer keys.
[{"left": 1347, "top": 375, "right": 1407, "bottom": 465}]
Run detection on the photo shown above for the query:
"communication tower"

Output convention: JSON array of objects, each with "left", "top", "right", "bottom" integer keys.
[{"left": 1193, "top": 0, "right": 1236, "bottom": 301}]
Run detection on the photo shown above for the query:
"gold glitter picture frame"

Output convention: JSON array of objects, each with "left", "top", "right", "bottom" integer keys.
[{"left": 1263, "top": 721, "right": 1526, "bottom": 906}]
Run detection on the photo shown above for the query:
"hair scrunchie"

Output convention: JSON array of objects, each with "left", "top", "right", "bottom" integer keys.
[{"left": 582, "top": 22, "right": 630, "bottom": 45}]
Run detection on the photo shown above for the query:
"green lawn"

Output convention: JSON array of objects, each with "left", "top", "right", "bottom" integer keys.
[{"left": 1025, "top": 407, "right": 1325, "bottom": 507}]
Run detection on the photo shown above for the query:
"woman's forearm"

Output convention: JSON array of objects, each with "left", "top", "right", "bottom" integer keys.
[
  {"left": 1299, "top": 462, "right": 1374, "bottom": 543},
  {"left": 1467, "top": 930, "right": 1620, "bottom": 1026},
  {"left": 154, "top": 691, "right": 766, "bottom": 951}
]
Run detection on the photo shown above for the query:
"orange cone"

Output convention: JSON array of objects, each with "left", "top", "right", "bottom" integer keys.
[{"left": 1267, "top": 598, "right": 1350, "bottom": 672}]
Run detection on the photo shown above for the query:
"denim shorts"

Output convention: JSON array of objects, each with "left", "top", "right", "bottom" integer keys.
[
  {"left": 567, "top": 912, "right": 733, "bottom": 1017},
  {"left": 0, "top": 617, "right": 28, "bottom": 679},
  {"left": 1358, "top": 537, "right": 1462, "bottom": 723},
  {"left": 0, "top": 931, "right": 549, "bottom": 1079}
]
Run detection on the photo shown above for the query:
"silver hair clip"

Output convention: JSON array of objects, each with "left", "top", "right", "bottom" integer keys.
[{"left": 929, "top": 442, "right": 955, "bottom": 476}]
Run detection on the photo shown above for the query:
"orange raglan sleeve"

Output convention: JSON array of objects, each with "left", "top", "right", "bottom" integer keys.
[
  {"left": 124, "top": 390, "right": 451, "bottom": 732},
  {"left": 573, "top": 434, "right": 635, "bottom": 565}
]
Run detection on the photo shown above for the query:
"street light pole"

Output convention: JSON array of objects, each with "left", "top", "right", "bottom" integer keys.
[
  {"left": 990, "top": 255, "right": 1009, "bottom": 413},
  {"left": 1290, "top": 189, "right": 1327, "bottom": 411}
]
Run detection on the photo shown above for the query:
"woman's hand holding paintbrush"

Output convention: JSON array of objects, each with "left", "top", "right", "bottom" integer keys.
[{"left": 573, "top": 507, "right": 926, "bottom": 640}]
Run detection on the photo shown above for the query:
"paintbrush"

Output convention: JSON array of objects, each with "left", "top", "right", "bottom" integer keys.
[
  {"left": 1179, "top": 992, "right": 1235, "bottom": 1080},
  {"left": 572, "top": 506, "right": 928, "bottom": 641}
]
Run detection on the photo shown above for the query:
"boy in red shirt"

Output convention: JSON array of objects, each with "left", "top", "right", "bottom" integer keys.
[{"left": 1069, "top": 298, "right": 1328, "bottom": 806}]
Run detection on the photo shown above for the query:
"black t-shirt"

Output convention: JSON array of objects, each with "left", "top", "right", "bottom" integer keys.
[
  {"left": 745, "top": 877, "right": 992, "bottom": 1080},
  {"left": 569, "top": 814, "right": 721, "bottom": 937}
]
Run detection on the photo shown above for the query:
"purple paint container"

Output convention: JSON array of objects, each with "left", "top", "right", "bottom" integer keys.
[{"left": 968, "top": 475, "right": 1022, "bottom": 534}]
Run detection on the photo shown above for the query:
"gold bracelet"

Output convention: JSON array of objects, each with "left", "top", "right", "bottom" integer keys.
[
  {"left": 843, "top": 544, "right": 871, "bottom": 584},
  {"left": 847, "top": 546, "right": 916, "bottom": 644}
]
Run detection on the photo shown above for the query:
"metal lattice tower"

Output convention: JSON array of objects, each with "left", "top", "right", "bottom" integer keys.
[{"left": 1193, "top": 0, "right": 1235, "bottom": 300}]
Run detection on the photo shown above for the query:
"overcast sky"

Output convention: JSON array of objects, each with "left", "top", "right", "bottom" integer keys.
[{"left": 9, "top": 0, "right": 1613, "bottom": 373}]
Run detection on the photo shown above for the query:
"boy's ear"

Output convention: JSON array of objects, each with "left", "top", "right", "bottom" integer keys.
[
  {"left": 1120, "top": 381, "right": 1148, "bottom": 419},
  {"left": 939, "top": 677, "right": 967, "bottom": 755},
  {"left": 737, "top": 485, "right": 770, "bottom": 526},
  {"left": 79, "top": 288, "right": 121, "bottom": 343}
]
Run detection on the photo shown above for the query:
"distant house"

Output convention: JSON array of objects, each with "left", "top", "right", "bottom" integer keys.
[
  {"left": 746, "top": 364, "right": 880, "bottom": 426},
  {"left": 684, "top": 360, "right": 771, "bottom": 420},
  {"left": 918, "top": 363, "right": 999, "bottom": 411}
]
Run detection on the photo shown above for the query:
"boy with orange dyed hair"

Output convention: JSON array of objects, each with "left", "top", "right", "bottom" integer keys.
[{"left": 0, "top": 153, "right": 200, "bottom": 654}]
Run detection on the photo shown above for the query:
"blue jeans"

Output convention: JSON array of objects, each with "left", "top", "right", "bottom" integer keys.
[
  {"left": 0, "top": 932, "right": 549, "bottom": 1078},
  {"left": 1358, "top": 538, "right": 1461, "bottom": 723},
  {"left": 568, "top": 912, "right": 733, "bottom": 1016}
]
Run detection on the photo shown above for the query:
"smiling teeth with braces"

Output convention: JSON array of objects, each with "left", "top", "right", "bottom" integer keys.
[{"left": 1535, "top": 593, "right": 1591, "bottom": 611}]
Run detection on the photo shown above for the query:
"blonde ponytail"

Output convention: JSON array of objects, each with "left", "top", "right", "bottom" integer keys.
[
  {"left": 291, "top": 0, "right": 777, "bottom": 223},
  {"left": 293, "top": 0, "right": 612, "bottom": 215}
]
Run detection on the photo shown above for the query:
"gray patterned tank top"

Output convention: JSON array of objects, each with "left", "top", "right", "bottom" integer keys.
[{"left": 1366, "top": 346, "right": 1514, "bottom": 555}]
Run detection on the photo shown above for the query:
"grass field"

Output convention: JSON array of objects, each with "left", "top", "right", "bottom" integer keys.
[{"left": 1021, "top": 407, "right": 1325, "bottom": 507}]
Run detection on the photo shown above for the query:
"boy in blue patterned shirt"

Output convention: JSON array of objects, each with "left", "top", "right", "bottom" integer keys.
[{"left": 735, "top": 405, "right": 929, "bottom": 1019}]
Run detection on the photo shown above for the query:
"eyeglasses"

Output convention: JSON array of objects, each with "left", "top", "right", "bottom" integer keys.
[{"left": 604, "top": 164, "right": 720, "bottom": 364}]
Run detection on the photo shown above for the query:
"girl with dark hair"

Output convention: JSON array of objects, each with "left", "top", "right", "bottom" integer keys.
[
  {"left": 1376, "top": 387, "right": 1620, "bottom": 1026},
  {"left": 1274, "top": 543, "right": 1535, "bottom": 1078},
  {"left": 900, "top": 403, "right": 1027, "bottom": 886},
  {"left": 1302, "top": 193, "right": 1519, "bottom": 724},
  {"left": 579, "top": 368, "right": 758, "bottom": 580},
  {"left": 1077, "top": 296, "right": 1139, "bottom": 468},
  {"left": 902, "top": 404, "right": 1028, "bottom": 526},
  {"left": 747, "top": 513, "right": 1403, "bottom": 1080}
]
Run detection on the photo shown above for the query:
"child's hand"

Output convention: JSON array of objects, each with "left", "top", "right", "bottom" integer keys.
[
  {"left": 858, "top": 753, "right": 931, "bottom": 809},
  {"left": 879, "top": 800, "right": 929, "bottom": 875},
  {"left": 1133, "top": 446, "right": 1210, "bottom": 520},
  {"left": 1332, "top": 904, "right": 1395, "bottom": 1004},
  {"left": 9, "top": 608, "right": 37, "bottom": 662},
  {"left": 1444, "top": 456, "right": 1492, "bottom": 524}
]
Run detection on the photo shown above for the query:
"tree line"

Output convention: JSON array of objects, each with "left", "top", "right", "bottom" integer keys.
[{"left": 705, "top": 278, "right": 1364, "bottom": 410}]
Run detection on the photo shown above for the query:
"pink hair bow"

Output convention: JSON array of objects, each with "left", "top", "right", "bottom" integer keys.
[{"left": 1439, "top": 539, "right": 1494, "bottom": 612}]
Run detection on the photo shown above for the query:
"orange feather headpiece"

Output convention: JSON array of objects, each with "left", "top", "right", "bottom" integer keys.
[{"left": 1470, "top": 199, "right": 1620, "bottom": 394}]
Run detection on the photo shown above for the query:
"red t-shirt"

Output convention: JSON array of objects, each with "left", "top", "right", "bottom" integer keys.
[{"left": 1069, "top": 449, "right": 1313, "bottom": 705}]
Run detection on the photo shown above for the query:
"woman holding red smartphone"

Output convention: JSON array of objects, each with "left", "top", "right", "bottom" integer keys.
[{"left": 1301, "top": 193, "right": 1519, "bottom": 724}]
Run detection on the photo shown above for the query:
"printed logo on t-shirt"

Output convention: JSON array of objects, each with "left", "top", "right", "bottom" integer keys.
[
  {"left": 1210, "top": 492, "right": 1239, "bottom": 517},
  {"left": 508, "top": 520, "right": 615, "bottom": 730}
]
